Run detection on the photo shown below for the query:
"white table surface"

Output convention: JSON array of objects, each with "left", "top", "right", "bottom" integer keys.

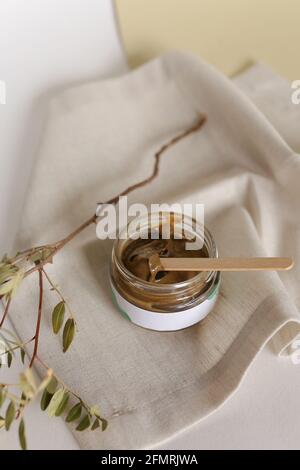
[{"left": 1, "top": 0, "right": 300, "bottom": 450}]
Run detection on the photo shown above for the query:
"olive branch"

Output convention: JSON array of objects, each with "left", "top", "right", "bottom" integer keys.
[{"left": 0, "top": 116, "right": 206, "bottom": 449}]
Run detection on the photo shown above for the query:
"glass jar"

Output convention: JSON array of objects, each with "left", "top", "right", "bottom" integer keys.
[{"left": 110, "top": 212, "right": 220, "bottom": 331}]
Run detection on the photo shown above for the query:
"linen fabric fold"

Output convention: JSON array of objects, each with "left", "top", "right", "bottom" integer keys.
[{"left": 11, "top": 52, "right": 300, "bottom": 449}]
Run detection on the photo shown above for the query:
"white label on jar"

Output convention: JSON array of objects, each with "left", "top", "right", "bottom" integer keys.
[{"left": 110, "top": 281, "right": 219, "bottom": 332}]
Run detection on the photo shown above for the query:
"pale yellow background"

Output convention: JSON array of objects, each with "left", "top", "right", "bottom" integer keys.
[{"left": 115, "top": 0, "right": 300, "bottom": 79}]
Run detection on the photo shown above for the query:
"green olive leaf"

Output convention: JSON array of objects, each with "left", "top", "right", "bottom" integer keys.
[
  {"left": 40, "top": 389, "right": 53, "bottom": 411},
  {"left": 52, "top": 301, "right": 65, "bottom": 334},
  {"left": 29, "top": 250, "right": 43, "bottom": 264},
  {"left": 19, "top": 369, "right": 37, "bottom": 400},
  {"left": 0, "top": 268, "right": 24, "bottom": 298},
  {"left": 20, "top": 348, "right": 25, "bottom": 364},
  {"left": 47, "top": 388, "right": 65, "bottom": 417},
  {"left": 37, "top": 371, "right": 53, "bottom": 393},
  {"left": 91, "top": 418, "right": 100, "bottom": 431},
  {"left": 5, "top": 400, "right": 15, "bottom": 430},
  {"left": 101, "top": 418, "right": 108, "bottom": 432},
  {"left": 7, "top": 351, "right": 12, "bottom": 368},
  {"left": 0, "top": 416, "right": 5, "bottom": 429},
  {"left": 0, "top": 387, "right": 6, "bottom": 408},
  {"left": 18, "top": 418, "right": 27, "bottom": 450},
  {"left": 46, "top": 376, "right": 58, "bottom": 395},
  {"left": 0, "top": 262, "right": 16, "bottom": 280},
  {"left": 10, "top": 269, "right": 25, "bottom": 297},
  {"left": 62, "top": 319, "right": 75, "bottom": 353},
  {"left": 0, "top": 280, "right": 14, "bottom": 296},
  {"left": 54, "top": 392, "right": 69, "bottom": 416},
  {"left": 30, "top": 248, "right": 53, "bottom": 265},
  {"left": 0, "top": 264, "right": 17, "bottom": 295},
  {"left": 65, "top": 403, "right": 82, "bottom": 423},
  {"left": 76, "top": 414, "right": 90, "bottom": 431},
  {"left": 24, "top": 368, "right": 36, "bottom": 389},
  {"left": 19, "top": 393, "right": 27, "bottom": 409},
  {"left": 89, "top": 405, "right": 101, "bottom": 417}
]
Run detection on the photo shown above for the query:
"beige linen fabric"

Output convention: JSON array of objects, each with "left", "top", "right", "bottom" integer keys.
[{"left": 11, "top": 52, "right": 300, "bottom": 449}]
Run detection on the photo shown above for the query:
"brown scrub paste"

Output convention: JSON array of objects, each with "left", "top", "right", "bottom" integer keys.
[{"left": 122, "top": 236, "right": 208, "bottom": 284}]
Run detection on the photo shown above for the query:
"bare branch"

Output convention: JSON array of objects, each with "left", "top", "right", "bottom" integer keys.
[
  {"left": 104, "top": 115, "right": 207, "bottom": 205},
  {"left": 24, "top": 116, "right": 207, "bottom": 278},
  {"left": 0, "top": 296, "right": 11, "bottom": 328},
  {"left": 29, "top": 270, "right": 44, "bottom": 368}
]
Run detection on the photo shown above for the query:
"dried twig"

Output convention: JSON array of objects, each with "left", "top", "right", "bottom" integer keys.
[
  {"left": 104, "top": 115, "right": 207, "bottom": 205},
  {"left": 23, "top": 115, "right": 206, "bottom": 278},
  {"left": 29, "top": 270, "right": 44, "bottom": 367},
  {"left": 0, "top": 296, "right": 11, "bottom": 328}
]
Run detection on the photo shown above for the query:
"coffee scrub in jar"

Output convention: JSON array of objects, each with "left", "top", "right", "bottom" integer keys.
[{"left": 110, "top": 212, "right": 220, "bottom": 331}]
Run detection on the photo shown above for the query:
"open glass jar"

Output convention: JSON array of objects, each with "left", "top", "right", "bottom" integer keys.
[{"left": 110, "top": 212, "right": 220, "bottom": 331}]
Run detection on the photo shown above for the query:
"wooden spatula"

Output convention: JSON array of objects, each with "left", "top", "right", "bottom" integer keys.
[{"left": 159, "top": 257, "right": 294, "bottom": 272}]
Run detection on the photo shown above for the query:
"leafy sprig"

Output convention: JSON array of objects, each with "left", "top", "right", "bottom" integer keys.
[
  {"left": 0, "top": 117, "right": 206, "bottom": 449},
  {"left": 0, "top": 365, "right": 107, "bottom": 449}
]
